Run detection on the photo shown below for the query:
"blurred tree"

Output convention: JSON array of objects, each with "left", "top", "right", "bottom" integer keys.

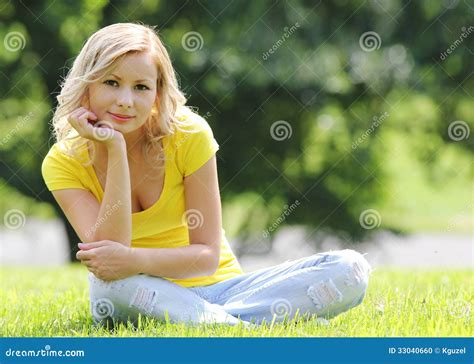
[{"left": 1, "top": 0, "right": 472, "bottom": 260}]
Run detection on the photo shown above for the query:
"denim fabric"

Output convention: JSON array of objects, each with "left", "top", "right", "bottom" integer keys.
[{"left": 88, "top": 249, "right": 371, "bottom": 326}]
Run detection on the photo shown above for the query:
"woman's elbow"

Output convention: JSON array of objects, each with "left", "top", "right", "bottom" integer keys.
[{"left": 204, "top": 245, "right": 220, "bottom": 276}]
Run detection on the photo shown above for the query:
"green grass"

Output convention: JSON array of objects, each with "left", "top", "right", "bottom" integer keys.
[{"left": 0, "top": 265, "right": 472, "bottom": 337}]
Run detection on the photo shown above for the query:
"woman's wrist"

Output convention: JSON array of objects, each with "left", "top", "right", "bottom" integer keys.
[
  {"left": 105, "top": 136, "right": 126, "bottom": 150},
  {"left": 128, "top": 247, "right": 143, "bottom": 275}
]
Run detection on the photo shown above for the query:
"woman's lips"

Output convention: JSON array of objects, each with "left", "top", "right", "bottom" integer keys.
[{"left": 108, "top": 112, "right": 135, "bottom": 121}]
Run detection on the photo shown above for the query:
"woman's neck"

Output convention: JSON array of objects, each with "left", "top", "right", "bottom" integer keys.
[{"left": 122, "top": 127, "right": 146, "bottom": 156}]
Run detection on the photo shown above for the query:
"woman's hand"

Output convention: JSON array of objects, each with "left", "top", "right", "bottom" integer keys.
[
  {"left": 76, "top": 240, "right": 138, "bottom": 281},
  {"left": 68, "top": 107, "right": 124, "bottom": 145}
]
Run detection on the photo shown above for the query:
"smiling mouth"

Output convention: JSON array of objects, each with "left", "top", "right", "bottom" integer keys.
[{"left": 108, "top": 112, "right": 135, "bottom": 121}]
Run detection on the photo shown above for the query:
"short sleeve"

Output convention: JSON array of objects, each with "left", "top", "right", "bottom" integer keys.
[
  {"left": 175, "top": 115, "right": 219, "bottom": 177},
  {"left": 41, "top": 144, "right": 88, "bottom": 191}
]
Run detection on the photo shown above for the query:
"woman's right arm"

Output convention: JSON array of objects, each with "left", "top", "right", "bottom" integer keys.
[
  {"left": 89, "top": 138, "right": 132, "bottom": 245},
  {"left": 51, "top": 108, "right": 132, "bottom": 246}
]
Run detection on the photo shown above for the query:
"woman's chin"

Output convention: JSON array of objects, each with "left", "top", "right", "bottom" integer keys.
[{"left": 101, "top": 118, "right": 145, "bottom": 136}]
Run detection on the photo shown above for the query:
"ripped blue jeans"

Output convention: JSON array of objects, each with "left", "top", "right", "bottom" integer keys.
[{"left": 88, "top": 249, "right": 371, "bottom": 326}]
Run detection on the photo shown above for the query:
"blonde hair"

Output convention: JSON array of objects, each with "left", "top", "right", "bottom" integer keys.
[{"left": 52, "top": 22, "right": 196, "bottom": 166}]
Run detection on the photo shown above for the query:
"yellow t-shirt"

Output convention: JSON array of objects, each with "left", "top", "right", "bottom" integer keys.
[{"left": 41, "top": 112, "right": 243, "bottom": 287}]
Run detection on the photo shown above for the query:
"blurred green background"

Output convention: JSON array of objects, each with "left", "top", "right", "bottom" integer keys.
[{"left": 0, "top": 0, "right": 472, "bottom": 261}]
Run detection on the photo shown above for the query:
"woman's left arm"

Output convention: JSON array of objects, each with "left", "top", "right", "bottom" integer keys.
[
  {"left": 135, "top": 154, "right": 222, "bottom": 278},
  {"left": 78, "top": 155, "right": 222, "bottom": 281}
]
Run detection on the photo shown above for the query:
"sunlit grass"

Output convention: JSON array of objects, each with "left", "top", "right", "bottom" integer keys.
[{"left": 0, "top": 265, "right": 472, "bottom": 337}]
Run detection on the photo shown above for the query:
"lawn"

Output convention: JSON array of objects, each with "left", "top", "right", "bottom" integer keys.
[{"left": 0, "top": 265, "right": 471, "bottom": 337}]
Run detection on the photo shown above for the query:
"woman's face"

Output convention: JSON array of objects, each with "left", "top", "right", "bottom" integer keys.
[{"left": 86, "top": 51, "right": 158, "bottom": 135}]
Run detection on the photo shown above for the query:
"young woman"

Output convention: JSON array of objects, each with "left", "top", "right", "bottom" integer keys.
[{"left": 42, "top": 23, "right": 371, "bottom": 326}]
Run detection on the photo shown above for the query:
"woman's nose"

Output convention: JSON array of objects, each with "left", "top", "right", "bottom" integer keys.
[{"left": 116, "top": 88, "right": 133, "bottom": 108}]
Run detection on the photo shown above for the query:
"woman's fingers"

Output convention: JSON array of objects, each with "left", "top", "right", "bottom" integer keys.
[
  {"left": 80, "top": 259, "right": 90, "bottom": 267},
  {"left": 68, "top": 108, "right": 97, "bottom": 128},
  {"left": 77, "top": 110, "right": 97, "bottom": 126},
  {"left": 68, "top": 108, "right": 104, "bottom": 140},
  {"left": 70, "top": 107, "right": 88, "bottom": 121},
  {"left": 68, "top": 109, "right": 86, "bottom": 131},
  {"left": 67, "top": 107, "right": 123, "bottom": 144},
  {"left": 80, "top": 258, "right": 94, "bottom": 270}
]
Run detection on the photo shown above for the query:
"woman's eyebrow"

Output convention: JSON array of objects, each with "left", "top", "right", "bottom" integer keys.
[{"left": 110, "top": 73, "right": 154, "bottom": 83}]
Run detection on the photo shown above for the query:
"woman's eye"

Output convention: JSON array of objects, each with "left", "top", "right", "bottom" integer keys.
[
  {"left": 135, "top": 84, "right": 150, "bottom": 91},
  {"left": 104, "top": 80, "right": 118, "bottom": 87},
  {"left": 103, "top": 80, "right": 149, "bottom": 90}
]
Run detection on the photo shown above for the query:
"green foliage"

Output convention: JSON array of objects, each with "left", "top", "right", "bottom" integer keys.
[
  {"left": 0, "top": 1, "right": 472, "bottom": 249},
  {"left": 0, "top": 178, "right": 56, "bottom": 219}
]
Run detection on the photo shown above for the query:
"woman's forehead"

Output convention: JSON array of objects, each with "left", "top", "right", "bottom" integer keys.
[{"left": 109, "top": 52, "right": 157, "bottom": 81}]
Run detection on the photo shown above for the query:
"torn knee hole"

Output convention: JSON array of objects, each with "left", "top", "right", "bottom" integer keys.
[
  {"left": 307, "top": 279, "right": 343, "bottom": 310},
  {"left": 344, "top": 260, "right": 369, "bottom": 287},
  {"left": 129, "top": 286, "right": 159, "bottom": 314}
]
